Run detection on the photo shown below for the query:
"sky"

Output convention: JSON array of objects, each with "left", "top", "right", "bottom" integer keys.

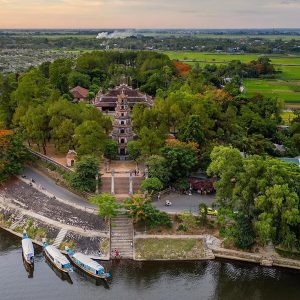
[{"left": 0, "top": 0, "right": 300, "bottom": 29}]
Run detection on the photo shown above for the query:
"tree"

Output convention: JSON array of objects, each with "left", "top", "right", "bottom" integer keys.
[
  {"left": 0, "top": 130, "right": 29, "bottom": 183},
  {"left": 20, "top": 105, "right": 50, "bottom": 154},
  {"left": 141, "top": 178, "right": 163, "bottom": 193},
  {"left": 70, "top": 156, "right": 99, "bottom": 193},
  {"left": 103, "top": 140, "right": 118, "bottom": 160},
  {"left": 160, "top": 140, "right": 198, "bottom": 182},
  {"left": 74, "top": 120, "right": 106, "bottom": 157},
  {"left": 127, "top": 141, "right": 141, "bottom": 161},
  {"left": 179, "top": 115, "right": 206, "bottom": 145},
  {"left": 52, "top": 119, "right": 75, "bottom": 153},
  {"left": 234, "top": 214, "right": 256, "bottom": 249},
  {"left": 208, "top": 145, "right": 300, "bottom": 250},
  {"left": 49, "top": 59, "right": 72, "bottom": 93},
  {"left": 68, "top": 71, "right": 90, "bottom": 89},
  {"left": 145, "top": 155, "right": 170, "bottom": 186},
  {"left": 90, "top": 193, "right": 120, "bottom": 222},
  {"left": 123, "top": 194, "right": 171, "bottom": 228},
  {"left": 138, "top": 127, "right": 165, "bottom": 157},
  {"left": 207, "top": 146, "right": 243, "bottom": 206}
]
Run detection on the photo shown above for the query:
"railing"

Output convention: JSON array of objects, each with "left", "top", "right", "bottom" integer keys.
[{"left": 26, "top": 147, "right": 74, "bottom": 173}]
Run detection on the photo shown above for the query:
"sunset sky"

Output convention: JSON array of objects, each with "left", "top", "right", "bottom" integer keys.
[{"left": 0, "top": 0, "right": 299, "bottom": 29}]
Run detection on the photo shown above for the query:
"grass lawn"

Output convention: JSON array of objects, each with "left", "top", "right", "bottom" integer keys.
[
  {"left": 135, "top": 238, "right": 205, "bottom": 260},
  {"left": 165, "top": 51, "right": 300, "bottom": 65},
  {"left": 244, "top": 79, "right": 300, "bottom": 104}
]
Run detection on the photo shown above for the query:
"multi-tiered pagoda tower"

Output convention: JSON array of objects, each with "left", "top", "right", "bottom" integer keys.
[{"left": 111, "top": 92, "right": 135, "bottom": 157}]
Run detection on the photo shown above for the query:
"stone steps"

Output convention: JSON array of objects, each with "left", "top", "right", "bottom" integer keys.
[
  {"left": 110, "top": 215, "right": 133, "bottom": 259},
  {"left": 52, "top": 228, "right": 68, "bottom": 248},
  {"left": 10, "top": 213, "right": 24, "bottom": 230}
]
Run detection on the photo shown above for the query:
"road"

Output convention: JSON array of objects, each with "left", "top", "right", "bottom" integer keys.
[
  {"left": 21, "top": 167, "right": 215, "bottom": 214},
  {"left": 22, "top": 167, "right": 96, "bottom": 210},
  {"left": 153, "top": 192, "right": 216, "bottom": 214}
]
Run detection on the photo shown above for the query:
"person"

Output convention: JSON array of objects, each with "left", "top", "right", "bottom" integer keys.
[
  {"left": 115, "top": 248, "right": 119, "bottom": 258},
  {"left": 165, "top": 200, "right": 172, "bottom": 206},
  {"left": 157, "top": 193, "right": 161, "bottom": 201}
]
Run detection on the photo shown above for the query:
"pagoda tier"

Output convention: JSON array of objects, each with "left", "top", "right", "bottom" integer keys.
[{"left": 111, "top": 93, "right": 135, "bottom": 157}]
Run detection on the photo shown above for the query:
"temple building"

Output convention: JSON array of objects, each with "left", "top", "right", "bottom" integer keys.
[
  {"left": 70, "top": 86, "right": 89, "bottom": 102},
  {"left": 93, "top": 83, "right": 153, "bottom": 113},
  {"left": 93, "top": 83, "right": 153, "bottom": 159},
  {"left": 110, "top": 92, "right": 135, "bottom": 157}
]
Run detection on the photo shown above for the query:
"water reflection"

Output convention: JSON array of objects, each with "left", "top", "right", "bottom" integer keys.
[
  {"left": 1, "top": 229, "right": 300, "bottom": 300},
  {"left": 44, "top": 257, "right": 73, "bottom": 284},
  {"left": 22, "top": 254, "right": 34, "bottom": 278},
  {"left": 71, "top": 263, "right": 110, "bottom": 288}
]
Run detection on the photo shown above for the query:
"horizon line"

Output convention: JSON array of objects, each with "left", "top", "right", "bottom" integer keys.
[{"left": 1, "top": 27, "right": 300, "bottom": 31}]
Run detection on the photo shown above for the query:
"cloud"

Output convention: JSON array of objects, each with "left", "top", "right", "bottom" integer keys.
[{"left": 0, "top": 0, "right": 299, "bottom": 28}]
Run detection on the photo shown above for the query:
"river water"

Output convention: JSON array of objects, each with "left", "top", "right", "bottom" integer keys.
[{"left": 1, "top": 230, "right": 300, "bottom": 300}]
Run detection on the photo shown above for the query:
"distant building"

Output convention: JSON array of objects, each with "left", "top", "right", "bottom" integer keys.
[
  {"left": 93, "top": 83, "right": 153, "bottom": 114},
  {"left": 279, "top": 157, "right": 300, "bottom": 167},
  {"left": 70, "top": 86, "right": 89, "bottom": 102}
]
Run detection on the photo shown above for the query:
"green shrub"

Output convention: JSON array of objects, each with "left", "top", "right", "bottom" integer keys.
[
  {"left": 179, "top": 212, "right": 198, "bottom": 229},
  {"left": 177, "top": 224, "right": 188, "bottom": 232},
  {"left": 198, "top": 203, "right": 208, "bottom": 225},
  {"left": 141, "top": 177, "right": 163, "bottom": 193}
]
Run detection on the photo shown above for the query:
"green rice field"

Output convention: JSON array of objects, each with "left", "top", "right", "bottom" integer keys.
[{"left": 166, "top": 51, "right": 300, "bottom": 107}]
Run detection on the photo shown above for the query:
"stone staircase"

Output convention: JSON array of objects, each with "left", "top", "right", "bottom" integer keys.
[
  {"left": 101, "top": 176, "right": 143, "bottom": 195},
  {"left": 203, "top": 247, "right": 215, "bottom": 259},
  {"left": 10, "top": 213, "right": 24, "bottom": 230},
  {"left": 52, "top": 228, "right": 68, "bottom": 248},
  {"left": 110, "top": 215, "right": 134, "bottom": 259}
]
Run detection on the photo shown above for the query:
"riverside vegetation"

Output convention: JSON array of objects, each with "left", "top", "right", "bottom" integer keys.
[{"left": 0, "top": 50, "right": 300, "bottom": 256}]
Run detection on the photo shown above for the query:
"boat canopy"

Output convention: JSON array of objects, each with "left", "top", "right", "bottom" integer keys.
[
  {"left": 22, "top": 238, "right": 34, "bottom": 257},
  {"left": 73, "top": 253, "right": 104, "bottom": 272},
  {"left": 46, "top": 245, "right": 70, "bottom": 265}
]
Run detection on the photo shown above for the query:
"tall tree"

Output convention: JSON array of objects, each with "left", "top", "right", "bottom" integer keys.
[
  {"left": 70, "top": 156, "right": 99, "bottom": 193},
  {"left": 74, "top": 120, "right": 106, "bottom": 157}
]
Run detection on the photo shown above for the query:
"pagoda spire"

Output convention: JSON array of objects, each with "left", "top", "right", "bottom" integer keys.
[{"left": 110, "top": 93, "right": 135, "bottom": 158}]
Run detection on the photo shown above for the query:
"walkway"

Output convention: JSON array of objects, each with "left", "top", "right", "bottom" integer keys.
[
  {"left": 111, "top": 215, "right": 134, "bottom": 259},
  {"left": 21, "top": 167, "right": 96, "bottom": 210}
]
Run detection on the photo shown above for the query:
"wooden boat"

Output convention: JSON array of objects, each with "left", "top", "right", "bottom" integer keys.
[
  {"left": 65, "top": 247, "right": 110, "bottom": 280},
  {"left": 22, "top": 231, "right": 34, "bottom": 266},
  {"left": 43, "top": 240, "right": 72, "bottom": 274}
]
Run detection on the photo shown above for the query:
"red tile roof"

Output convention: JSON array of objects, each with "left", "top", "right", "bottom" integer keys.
[
  {"left": 70, "top": 86, "right": 89, "bottom": 99},
  {"left": 93, "top": 84, "right": 153, "bottom": 108}
]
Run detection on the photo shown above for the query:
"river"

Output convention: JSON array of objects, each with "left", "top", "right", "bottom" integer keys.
[{"left": 1, "top": 229, "right": 300, "bottom": 300}]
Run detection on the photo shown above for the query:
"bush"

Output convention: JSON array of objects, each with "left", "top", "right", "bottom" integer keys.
[
  {"left": 124, "top": 194, "right": 172, "bottom": 228},
  {"left": 141, "top": 177, "right": 163, "bottom": 193},
  {"left": 198, "top": 203, "right": 208, "bottom": 225},
  {"left": 177, "top": 224, "right": 188, "bottom": 232},
  {"left": 173, "top": 178, "right": 189, "bottom": 192},
  {"left": 146, "top": 209, "right": 172, "bottom": 228},
  {"left": 234, "top": 214, "right": 256, "bottom": 249},
  {"left": 179, "top": 212, "right": 197, "bottom": 229}
]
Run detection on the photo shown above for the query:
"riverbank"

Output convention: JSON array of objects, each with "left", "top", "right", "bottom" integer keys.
[
  {"left": 1, "top": 174, "right": 300, "bottom": 271},
  {"left": 0, "top": 177, "right": 110, "bottom": 259},
  {"left": 133, "top": 233, "right": 300, "bottom": 270}
]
